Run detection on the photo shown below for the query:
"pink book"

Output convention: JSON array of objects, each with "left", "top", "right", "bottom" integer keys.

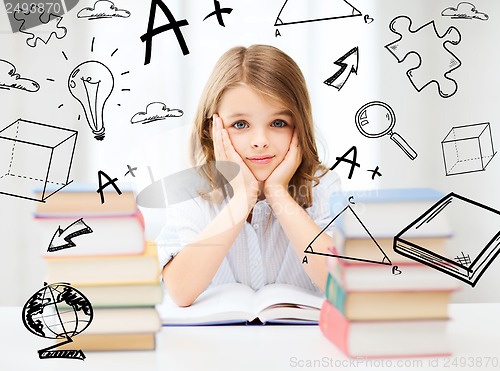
[{"left": 319, "top": 300, "right": 451, "bottom": 358}]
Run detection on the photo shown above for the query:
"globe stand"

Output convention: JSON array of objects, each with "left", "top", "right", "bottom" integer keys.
[{"left": 38, "top": 337, "right": 86, "bottom": 360}]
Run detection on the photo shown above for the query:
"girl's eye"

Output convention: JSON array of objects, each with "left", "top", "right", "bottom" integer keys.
[
  {"left": 232, "top": 121, "right": 249, "bottom": 129},
  {"left": 272, "top": 120, "right": 287, "bottom": 128}
]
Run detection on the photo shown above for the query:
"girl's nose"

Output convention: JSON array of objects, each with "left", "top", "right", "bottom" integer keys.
[
  {"left": 251, "top": 129, "right": 269, "bottom": 148},
  {"left": 251, "top": 138, "right": 269, "bottom": 148}
]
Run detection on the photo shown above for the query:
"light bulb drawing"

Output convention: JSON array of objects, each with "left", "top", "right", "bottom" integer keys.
[{"left": 68, "top": 60, "right": 114, "bottom": 141}]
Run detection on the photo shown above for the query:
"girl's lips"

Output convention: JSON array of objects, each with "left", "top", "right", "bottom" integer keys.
[{"left": 247, "top": 155, "right": 275, "bottom": 165}]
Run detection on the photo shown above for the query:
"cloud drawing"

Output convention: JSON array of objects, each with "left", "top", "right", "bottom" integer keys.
[
  {"left": 441, "top": 2, "right": 488, "bottom": 20},
  {"left": 0, "top": 60, "right": 40, "bottom": 92},
  {"left": 131, "top": 102, "right": 184, "bottom": 125},
  {"left": 78, "top": 0, "right": 131, "bottom": 20}
]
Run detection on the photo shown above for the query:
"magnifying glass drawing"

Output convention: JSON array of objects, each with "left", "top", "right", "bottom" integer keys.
[{"left": 354, "top": 101, "right": 417, "bottom": 160}]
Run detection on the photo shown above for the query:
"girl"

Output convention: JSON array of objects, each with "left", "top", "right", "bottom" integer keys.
[{"left": 156, "top": 44, "right": 340, "bottom": 307}]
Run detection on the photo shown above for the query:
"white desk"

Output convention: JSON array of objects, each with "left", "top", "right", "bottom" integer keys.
[{"left": 2, "top": 303, "right": 500, "bottom": 371}]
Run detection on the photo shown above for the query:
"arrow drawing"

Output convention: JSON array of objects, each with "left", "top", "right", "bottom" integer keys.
[
  {"left": 324, "top": 46, "right": 359, "bottom": 90},
  {"left": 47, "top": 218, "right": 93, "bottom": 252}
]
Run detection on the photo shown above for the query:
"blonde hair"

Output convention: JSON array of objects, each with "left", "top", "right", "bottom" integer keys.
[{"left": 191, "top": 44, "right": 327, "bottom": 208}]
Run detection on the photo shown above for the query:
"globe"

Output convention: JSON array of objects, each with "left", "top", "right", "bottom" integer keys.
[{"left": 22, "top": 282, "right": 93, "bottom": 341}]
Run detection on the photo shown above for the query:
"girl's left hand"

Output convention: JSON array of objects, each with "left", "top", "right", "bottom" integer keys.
[{"left": 263, "top": 129, "right": 302, "bottom": 197}]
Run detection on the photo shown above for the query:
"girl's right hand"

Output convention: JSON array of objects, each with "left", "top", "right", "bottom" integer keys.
[{"left": 212, "top": 114, "right": 259, "bottom": 208}]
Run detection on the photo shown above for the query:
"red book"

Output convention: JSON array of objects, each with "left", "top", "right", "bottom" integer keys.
[{"left": 319, "top": 300, "right": 451, "bottom": 358}]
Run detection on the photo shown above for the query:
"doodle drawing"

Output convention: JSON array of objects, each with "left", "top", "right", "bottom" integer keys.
[
  {"left": 130, "top": 102, "right": 183, "bottom": 125},
  {"left": 441, "top": 2, "right": 488, "bottom": 21},
  {"left": 68, "top": 60, "right": 114, "bottom": 140},
  {"left": 324, "top": 46, "right": 359, "bottom": 91},
  {"left": 22, "top": 282, "right": 93, "bottom": 360},
  {"left": 141, "top": 0, "right": 190, "bottom": 64},
  {"left": 4, "top": 1, "right": 79, "bottom": 33},
  {"left": 394, "top": 193, "right": 500, "bottom": 287},
  {"left": 47, "top": 218, "right": 93, "bottom": 252},
  {"left": 329, "top": 145, "right": 382, "bottom": 180},
  {"left": 77, "top": 0, "right": 131, "bottom": 20},
  {"left": 203, "top": 0, "right": 233, "bottom": 27},
  {"left": 13, "top": 5, "right": 67, "bottom": 47},
  {"left": 385, "top": 15, "right": 461, "bottom": 98},
  {"left": 363, "top": 14, "right": 374, "bottom": 24},
  {"left": 0, "top": 59, "right": 40, "bottom": 92},
  {"left": 0, "top": 119, "right": 77, "bottom": 202},
  {"left": 354, "top": 101, "right": 417, "bottom": 160},
  {"left": 305, "top": 204, "right": 392, "bottom": 266},
  {"left": 96, "top": 170, "right": 122, "bottom": 204},
  {"left": 274, "top": 0, "right": 362, "bottom": 27},
  {"left": 124, "top": 164, "right": 137, "bottom": 177},
  {"left": 441, "top": 122, "right": 496, "bottom": 176}
]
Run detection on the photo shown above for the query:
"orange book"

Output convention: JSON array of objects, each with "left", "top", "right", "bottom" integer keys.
[
  {"left": 44, "top": 241, "right": 160, "bottom": 285},
  {"left": 35, "top": 183, "right": 137, "bottom": 217},
  {"left": 58, "top": 333, "right": 156, "bottom": 351}
]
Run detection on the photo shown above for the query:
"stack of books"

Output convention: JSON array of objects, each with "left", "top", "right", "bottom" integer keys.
[
  {"left": 316, "top": 188, "right": 461, "bottom": 358},
  {"left": 34, "top": 184, "right": 162, "bottom": 351}
]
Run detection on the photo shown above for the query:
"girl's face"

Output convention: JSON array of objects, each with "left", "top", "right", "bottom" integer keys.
[{"left": 217, "top": 84, "right": 295, "bottom": 181}]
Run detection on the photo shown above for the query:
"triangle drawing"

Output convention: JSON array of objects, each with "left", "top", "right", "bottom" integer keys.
[
  {"left": 305, "top": 205, "right": 392, "bottom": 266},
  {"left": 275, "top": 0, "right": 362, "bottom": 27}
]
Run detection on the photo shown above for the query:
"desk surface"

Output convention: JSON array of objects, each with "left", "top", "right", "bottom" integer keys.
[{"left": 2, "top": 303, "right": 500, "bottom": 371}]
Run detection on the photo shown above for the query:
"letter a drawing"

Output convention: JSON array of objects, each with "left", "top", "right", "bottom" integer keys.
[
  {"left": 141, "top": 0, "right": 190, "bottom": 65},
  {"left": 96, "top": 170, "right": 122, "bottom": 204}
]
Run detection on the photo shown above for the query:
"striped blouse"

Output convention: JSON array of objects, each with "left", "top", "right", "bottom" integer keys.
[{"left": 155, "top": 170, "right": 341, "bottom": 293}]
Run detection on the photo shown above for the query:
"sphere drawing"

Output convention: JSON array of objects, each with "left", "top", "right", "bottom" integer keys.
[{"left": 22, "top": 282, "right": 93, "bottom": 342}]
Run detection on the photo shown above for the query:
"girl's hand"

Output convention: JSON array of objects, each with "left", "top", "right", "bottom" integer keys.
[
  {"left": 212, "top": 114, "right": 260, "bottom": 207},
  {"left": 263, "top": 129, "right": 302, "bottom": 198}
]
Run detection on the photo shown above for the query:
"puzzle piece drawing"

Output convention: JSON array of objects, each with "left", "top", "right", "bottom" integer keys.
[
  {"left": 385, "top": 16, "right": 461, "bottom": 98},
  {"left": 14, "top": 8, "right": 67, "bottom": 47}
]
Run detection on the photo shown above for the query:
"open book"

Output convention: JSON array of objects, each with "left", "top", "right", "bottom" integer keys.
[{"left": 156, "top": 283, "right": 324, "bottom": 325}]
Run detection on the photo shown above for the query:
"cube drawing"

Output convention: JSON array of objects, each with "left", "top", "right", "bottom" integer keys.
[
  {"left": 441, "top": 123, "right": 496, "bottom": 176},
  {"left": 0, "top": 119, "right": 77, "bottom": 202}
]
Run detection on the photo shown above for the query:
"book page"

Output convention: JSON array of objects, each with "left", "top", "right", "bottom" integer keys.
[
  {"left": 157, "top": 283, "right": 256, "bottom": 325},
  {"left": 253, "top": 284, "right": 324, "bottom": 319}
]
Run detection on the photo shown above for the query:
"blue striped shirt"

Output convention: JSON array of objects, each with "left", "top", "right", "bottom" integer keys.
[{"left": 156, "top": 170, "right": 341, "bottom": 293}]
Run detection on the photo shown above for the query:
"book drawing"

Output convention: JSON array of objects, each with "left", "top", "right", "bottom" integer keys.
[{"left": 394, "top": 192, "right": 500, "bottom": 287}]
